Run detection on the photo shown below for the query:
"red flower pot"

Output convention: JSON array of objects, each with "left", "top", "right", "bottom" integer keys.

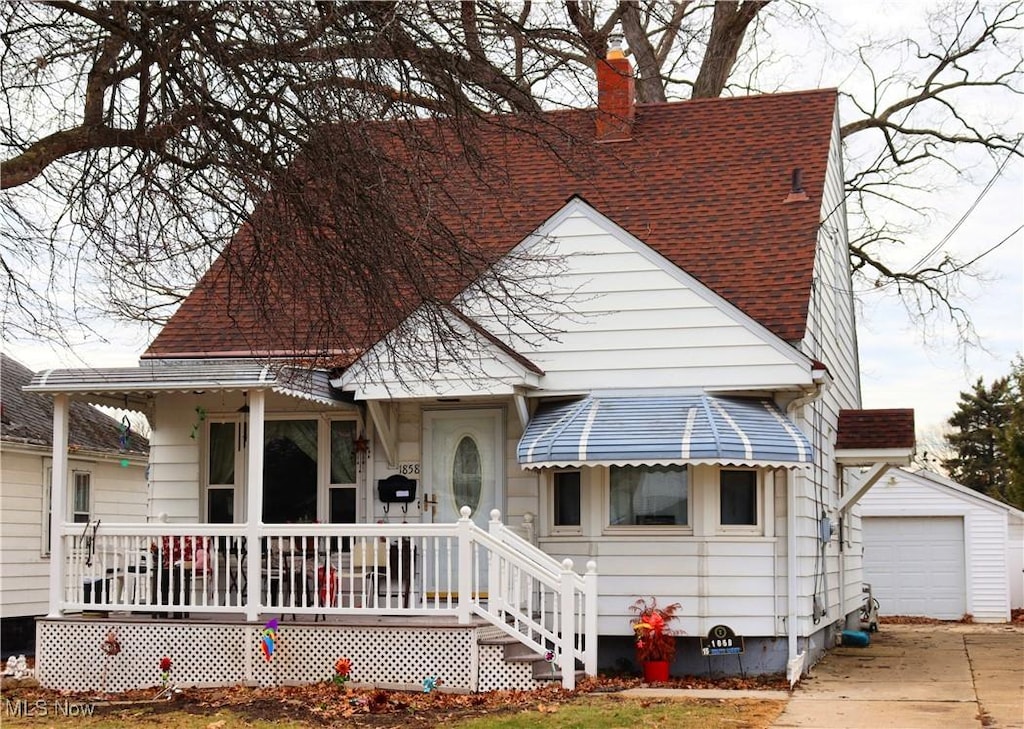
[{"left": 642, "top": 660, "right": 670, "bottom": 683}]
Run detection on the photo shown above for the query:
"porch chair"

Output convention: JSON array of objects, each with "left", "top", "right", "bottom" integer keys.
[
  {"left": 262, "top": 538, "right": 311, "bottom": 620},
  {"left": 315, "top": 540, "right": 388, "bottom": 615},
  {"left": 153, "top": 535, "right": 200, "bottom": 618},
  {"left": 342, "top": 539, "right": 414, "bottom": 608},
  {"left": 190, "top": 540, "right": 214, "bottom": 607},
  {"left": 124, "top": 548, "right": 152, "bottom": 606}
]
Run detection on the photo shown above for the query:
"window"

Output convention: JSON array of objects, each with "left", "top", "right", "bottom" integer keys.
[
  {"left": 329, "top": 420, "right": 358, "bottom": 551},
  {"left": 207, "top": 421, "right": 238, "bottom": 525},
  {"left": 72, "top": 472, "right": 91, "bottom": 523},
  {"left": 553, "top": 471, "right": 581, "bottom": 528},
  {"left": 42, "top": 468, "right": 93, "bottom": 555},
  {"left": 452, "top": 435, "right": 483, "bottom": 513},
  {"left": 609, "top": 465, "right": 688, "bottom": 526},
  {"left": 263, "top": 419, "right": 318, "bottom": 523},
  {"left": 720, "top": 470, "right": 758, "bottom": 526}
]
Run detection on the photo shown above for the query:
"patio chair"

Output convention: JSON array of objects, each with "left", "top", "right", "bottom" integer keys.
[{"left": 124, "top": 548, "right": 152, "bottom": 606}]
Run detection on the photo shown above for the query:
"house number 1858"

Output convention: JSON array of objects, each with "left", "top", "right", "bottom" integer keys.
[{"left": 399, "top": 462, "right": 420, "bottom": 476}]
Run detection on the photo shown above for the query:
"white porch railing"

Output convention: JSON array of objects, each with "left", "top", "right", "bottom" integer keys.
[{"left": 58, "top": 507, "right": 597, "bottom": 689}]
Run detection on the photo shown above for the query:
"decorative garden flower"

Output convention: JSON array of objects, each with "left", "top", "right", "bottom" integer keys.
[
  {"left": 629, "top": 597, "right": 682, "bottom": 664},
  {"left": 159, "top": 656, "right": 172, "bottom": 686},
  {"left": 332, "top": 657, "right": 352, "bottom": 687}
]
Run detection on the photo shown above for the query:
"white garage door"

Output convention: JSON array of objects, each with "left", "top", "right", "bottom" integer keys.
[{"left": 862, "top": 516, "right": 966, "bottom": 619}]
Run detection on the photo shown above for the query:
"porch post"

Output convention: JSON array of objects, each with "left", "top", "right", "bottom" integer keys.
[
  {"left": 456, "top": 506, "right": 473, "bottom": 624},
  {"left": 558, "top": 558, "right": 575, "bottom": 690},
  {"left": 46, "top": 395, "right": 69, "bottom": 617},
  {"left": 244, "top": 389, "right": 266, "bottom": 622},
  {"left": 487, "top": 509, "right": 502, "bottom": 615},
  {"left": 584, "top": 560, "right": 598, "bottom": 677}
]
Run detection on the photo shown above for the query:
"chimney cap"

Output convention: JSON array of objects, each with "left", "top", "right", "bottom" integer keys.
[{"left": 607, "top": 32, "right": 625, "bottom": 60}]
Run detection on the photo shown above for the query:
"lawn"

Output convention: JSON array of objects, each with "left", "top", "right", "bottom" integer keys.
[{"left": 1, "top": 678, "right": 787, "bottom": 729}]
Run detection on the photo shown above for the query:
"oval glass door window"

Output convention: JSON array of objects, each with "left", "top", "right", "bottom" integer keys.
[{"left": 452, "top": 435, "right": 482, "bottom": 513}]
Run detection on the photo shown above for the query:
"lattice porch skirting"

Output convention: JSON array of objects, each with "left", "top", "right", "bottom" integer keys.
[{"left": 36, "top": 618, "right": 544, "bottom": 693}]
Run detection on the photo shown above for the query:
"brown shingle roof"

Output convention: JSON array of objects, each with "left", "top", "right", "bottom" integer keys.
[
  {"left": 836, "top": 409, "right": 916, "bottom": 450},
  {"left": 145, "top": 89, "right": 838, "bottom": 362},
  {"left": 1, "top": 354, "right": 149, "bottom": 454}
]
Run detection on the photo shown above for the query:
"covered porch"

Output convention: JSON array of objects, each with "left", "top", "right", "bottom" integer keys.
[{"left": 26, "top": 363, "right": 597, "bottom": 692}]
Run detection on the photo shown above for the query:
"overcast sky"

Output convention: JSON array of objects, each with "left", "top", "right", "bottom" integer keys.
[{"left": 3, "top": 1, "right": 1021, "bottom": 443}]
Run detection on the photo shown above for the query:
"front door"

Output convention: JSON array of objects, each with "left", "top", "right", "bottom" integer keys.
[
  {"left": 422, "top": 409, "right": 503, "bottom": 596},
  {"left": 422, "top": 409, "right": 503, "bottom": 527}
]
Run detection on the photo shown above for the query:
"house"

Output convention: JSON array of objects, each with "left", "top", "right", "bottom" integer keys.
[
  {"left": 0, "top": 354, "right": 148, "bottom": 653},
  {"left": 23, "top": 44, "right": 916, "bottom": 692},
  {"left": 859, "top": 467, "right": 1024, "bottom": 622}
]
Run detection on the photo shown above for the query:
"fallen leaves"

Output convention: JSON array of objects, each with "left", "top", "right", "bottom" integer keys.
[{"left": 0, "top": 672, "right": 790, "bottom": 728}]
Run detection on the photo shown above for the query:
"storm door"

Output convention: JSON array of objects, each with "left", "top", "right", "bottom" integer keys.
[{"left": 421, "top": 409, "right": 503, "bottom": 596}]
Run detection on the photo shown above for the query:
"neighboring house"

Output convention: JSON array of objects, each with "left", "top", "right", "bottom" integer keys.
[
  {"left": 860, "top": 467, "right": 1024, "bottom": 622},
  {"left": 25, "top": 45, "right": 915, "bottom": 692},
  {"left": 0, "top": 354, "right": 148, "bottom": 652}
]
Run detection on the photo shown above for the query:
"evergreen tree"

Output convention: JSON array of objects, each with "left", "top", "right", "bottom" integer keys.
[
  {"left": 1001, "top": 358, "right": 1024, "bottom": 510},
  {"left": 943, "top": 373, "right": 1016, "bottom": 505}
]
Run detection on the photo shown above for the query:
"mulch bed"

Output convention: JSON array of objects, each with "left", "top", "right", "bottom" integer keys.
[{"left": 1, "top": 673, "right": 790, "bottom": 727}]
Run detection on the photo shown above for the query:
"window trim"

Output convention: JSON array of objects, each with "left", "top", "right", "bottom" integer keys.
[
  {"left": 603, "top": 464, "right": 692, "bottom": 535},
  {"left": 43, "top": 466, "right": 94, "bottom": 557},
  {"left": 549, "top": 469, "right": 583, "bottom": 535},
  {"left": 201, "top": 413, "right": 362, "bottom": 524},
  {"left": 71, "top": 470, "right": 92, "bottom": 524},
  {"left": 201, "top": 417, "right": 246, "bottom": 524},
  {"left": 715, "top": 467, "right": 763, "bottom": 535}
]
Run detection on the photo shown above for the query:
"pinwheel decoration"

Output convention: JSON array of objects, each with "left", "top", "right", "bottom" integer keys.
[{"left": 260, "top": 618, "right": 279, "bottom": 661}]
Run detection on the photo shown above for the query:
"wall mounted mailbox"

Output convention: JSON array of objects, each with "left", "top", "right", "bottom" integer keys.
[{"left": 377, "top": 474, "right": 418, "bottom": 513}]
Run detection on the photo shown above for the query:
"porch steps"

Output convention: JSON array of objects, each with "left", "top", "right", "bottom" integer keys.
[{"left": 476, "top": 626, "right": 584, "bottom": 683}]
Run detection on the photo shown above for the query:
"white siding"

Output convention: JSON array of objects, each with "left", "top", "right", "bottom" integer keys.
[
  {"left": 860, "top": 470, "right": 1017, "bottom": 622},
  {"left": 149, "top": 394, "right": 204, "bottom": 521},
  {"left": 1010, "top": 517, "right": 1024, "bottom": 610},
  {"left": 0, "top": 445, "right": 147, "bottom": 618},
  {"left": 790, "top": 108, "right": 865, "bottom": 628},
  {"left": 486, "top": 207, "right": 813, "bottom": 392},
  {"left": 541, "top": 537, "right": 779, "bottom": 637}
]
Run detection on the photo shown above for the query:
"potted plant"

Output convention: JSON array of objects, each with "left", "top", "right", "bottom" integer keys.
[{"left": 629, "top": 596, "right": 682, "bottom": 683}]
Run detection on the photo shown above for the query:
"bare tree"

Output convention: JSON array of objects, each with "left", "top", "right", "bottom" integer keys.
[{"left": 1, "top": 1, "right": 1020, "bottom": 360}]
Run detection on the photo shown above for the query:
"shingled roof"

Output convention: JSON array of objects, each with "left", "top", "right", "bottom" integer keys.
[
  {"left": 1, "top": 354, "right": 149, "bottom": 455},
  {"left": 145, "top": 88, "right": 838, "bottom": 364},
  {"left": 836, "top": 409, "right": 916, "bottom": 451}
]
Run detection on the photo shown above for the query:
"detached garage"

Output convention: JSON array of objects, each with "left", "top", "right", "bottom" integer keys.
[{"left": 860, "top": 468, "right": 1024, "bottom": 623}]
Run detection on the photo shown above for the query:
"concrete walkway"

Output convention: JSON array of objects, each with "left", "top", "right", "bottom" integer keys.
[{"left": 773, "top": 623, "right": 1024, "bottom": 729}]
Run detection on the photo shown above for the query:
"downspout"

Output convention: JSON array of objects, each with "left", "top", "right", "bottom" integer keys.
[{"left": 784, "top": 373, "right": 827, "bottom": 685}]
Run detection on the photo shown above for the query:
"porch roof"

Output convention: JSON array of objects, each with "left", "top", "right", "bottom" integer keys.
[
  {"left": 25, "top": 360, "right": 353, "bottom": 410},
  {"left": 517, "top": 394, "right": 813, "bottom": 470}
]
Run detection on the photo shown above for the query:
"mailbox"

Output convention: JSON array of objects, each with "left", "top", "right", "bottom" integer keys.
[{"left": 377, "top": 474, "right": 418, "bottom": 504}]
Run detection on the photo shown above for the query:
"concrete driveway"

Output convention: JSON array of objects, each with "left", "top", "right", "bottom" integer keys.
[{"left": 773, "top": 622, "right": 1024, "bottom": 729}]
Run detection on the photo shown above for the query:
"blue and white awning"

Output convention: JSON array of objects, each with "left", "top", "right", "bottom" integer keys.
[{"left": 517, "top": 395, "right": 813, "bottom": 470}]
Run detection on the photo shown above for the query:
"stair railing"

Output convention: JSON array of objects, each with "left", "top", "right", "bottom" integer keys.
[{"left": 457, "top": 507, "right": 597, "bottom": 689}]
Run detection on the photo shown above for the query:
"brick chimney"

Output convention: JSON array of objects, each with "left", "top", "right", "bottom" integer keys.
[{"left": 596, "top": 35, "right": 635, "bottom": 142}]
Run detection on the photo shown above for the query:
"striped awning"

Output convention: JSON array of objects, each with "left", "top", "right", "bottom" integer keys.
[
  {"left": 25, "top": 360, "right": 352, "bottom": 409},
  {"left": 517, "top": 395, "right": 813, "bottom": 469}
]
